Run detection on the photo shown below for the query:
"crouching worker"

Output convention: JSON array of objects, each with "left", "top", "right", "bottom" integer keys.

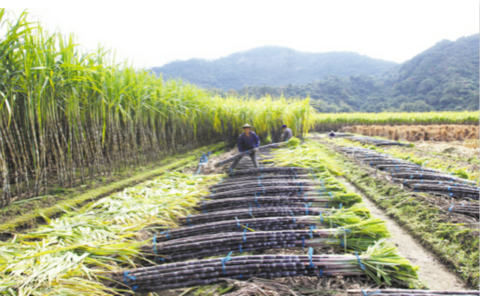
[
  {"left": 229, "top": 123, "right": 260, "bottom": 172},
  {"left": 281, "top": 124, "right": 293, "bottom": 141}
]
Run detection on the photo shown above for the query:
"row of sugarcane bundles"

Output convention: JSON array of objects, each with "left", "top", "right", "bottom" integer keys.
[
  {"left": 111, "top": 160, "right": 420, "bottom": 292},
  {"left": 344, "top": 135, "right": 410, "bottom": 147},
  {"left": 339, "top": 146, "right": 480, "bottom": 205},
  {"left": 347, "top": 290, "right": 480, "bottom": 296},
  {"left": 144, "top": 218, "right": 388, "bottom": 263},
  {"left": 111, "top": 241, "right": 420, "bottom": 292},
  {"left": 155, "top": 206, "right": 370, "bottom": 241}
]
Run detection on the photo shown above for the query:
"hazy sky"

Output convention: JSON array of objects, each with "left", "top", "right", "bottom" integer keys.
[{"left": 5, "top": 0, "right": 479, "bottom": 68}]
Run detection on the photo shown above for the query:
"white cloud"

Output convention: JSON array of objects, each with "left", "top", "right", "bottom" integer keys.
[{"left": 4, "top": 0, "right": 479, "bottom": 68}]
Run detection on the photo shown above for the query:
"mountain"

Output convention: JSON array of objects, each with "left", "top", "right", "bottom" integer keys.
[
  {"left": 151, "top": 46, "right": 398, "bottom": 90},
  {"left": 239, "top": 34, "right": 480, "bottom": 111}
]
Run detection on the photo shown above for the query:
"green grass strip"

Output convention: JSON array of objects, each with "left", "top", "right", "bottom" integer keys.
[
  {"left": 318, "top": 140, "right": 479, "bottom": 288},
  {"left": 0, "top": 143, "right": 224, "bottom": 234}
]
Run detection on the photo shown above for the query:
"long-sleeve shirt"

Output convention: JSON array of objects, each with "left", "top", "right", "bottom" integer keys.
[
  {"left": 281, "top": 128, "right": 293, "bottom": 141},
  {"left": 237, "top": 132, "right": 260, "bottom": 152}
]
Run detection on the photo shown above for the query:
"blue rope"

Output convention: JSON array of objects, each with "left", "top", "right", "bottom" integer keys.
[
  {"left": 221, "top": 251, "right": 233, "bottom": 274},
  {"left": 243, "top": 225, "right": 248, "bottom": 242},
  {"left": 254, "top": 192, "right": 260, "bottom": 207},
  {"left": 235, "top": 217, "right": 240, "bottom": 228},
  {"left": 304, "top": 202, "right": 312, "bottom": 215},
  {"left": 319, "top": 211, "right": 324, "bottom": 223},
  {"left": 249, "top": 204, "right": 253, "bottom": 217},
  {"left": 123, "top": 271, "right": 138, "bottom": 291},
  {"left": 239, "top": 243, "right": 243, "bottom": 253},
  {"left": 448, "top": 204, "right": 454, "bottom": 212},
  {"left": 302, "top": 236, "right": 305, "bottom": 248},
  {"left": 355, "top": 252, "right": 366, "bottom": 270},
  {"left": 318, "top": 269, "right": 323, "bottom": 277},
  {"left": 160, "top": 230, "right": 170, "bottom": 240},
  {"left": 152, "top": 235, "right": 157, "bottom": 254},
  {"left": 307, "top": 247, "right": 315, "bottom": 268},
  {"left": 361, "top": 290, "right": 381, "bottom": 296},
  {"left": 309, "top": 225, "right": 316, "bottom": 238}
]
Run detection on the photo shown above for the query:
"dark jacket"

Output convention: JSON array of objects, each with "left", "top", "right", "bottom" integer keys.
[
  {"left": 237, "top": 132, "right": 260, "bottom": 152},
  {"left": 281, "top": 127, "right": 293, "bottom": 141}
]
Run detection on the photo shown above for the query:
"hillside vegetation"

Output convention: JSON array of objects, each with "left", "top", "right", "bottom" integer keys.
[
  {"left": 152, "top": 46, "right": 397, "bottom": 90},
  {"left": 241, "top": 35, "right": 479, "bottom": 111},
  {"left": 153, "top": 35, "right": 479, "bottom": 112}
]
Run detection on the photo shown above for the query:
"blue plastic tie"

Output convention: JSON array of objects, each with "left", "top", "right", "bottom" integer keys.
[
  {"left": 123, "top": 271, "right": 138, "bottom": 290},
  {"left": 239, "top": 244, "right": 243, "bottom": 253},
  {"left": 152, "top": 235, "right": 157, "bottom": 254},
  {"left": 235, "top": 217, "right": 241, "bottom": 228},
  {"left": 355, "top": 252, "right": 366, "bottom": 270},
  {"left": 308, "top": 247, "right": 315, "bottom": 268},
  {"left": 254, "top": 192, "right": 260, "bottom": 207},
  {"left": 302, "top": 236, "right": 305, "bottom": 248},
  {"left": 309, "top": 225, "right": 315, "bottom": 238},
  {"left": 243, "top": 226, "right": 248, "bottom": 242},
  {"left": 304, "top": 202, "right": 311, "bottom": 215},
  {"left": 318, "top": 269, "right": 323, "bottom": 277},
  {"left": 249, "top": 204, "right": 253, "bottom": 217},
  {"left": 221, "top": 251, "right": 233, "bottom": 275},
  {"left": 448, "top": 204, "right": 454, "bottom": 212},
  {"left": 447, "top": 186, "right": 452, "bottom": 191},
  {"left": 160, "top": 230, "right": 170, "bottom": 240},
  {"left": 319, "top": 212, "right": 324, "bottom": 223},
  {"left": 186, "top": 214, "right": 192, "bottom": 226},
  {"left": 328, "top": 192, "right": 333, "bottom": 199},
  {"left": 361, "top": 290, "right": 381, "bottom": 296}
]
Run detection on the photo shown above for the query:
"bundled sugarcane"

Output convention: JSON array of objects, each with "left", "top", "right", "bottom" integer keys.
[
  {"left": 228, "top": 167, "right": 309, "bottom": 177},
  {"left": 206, "top": 185, "right": 343, "bottom": 200},
  {"left": 197, "top": 192, "right": 361, "bottom": 212},
  {"left": 210, "top": 179, "right": 320, "bottom": 193},
  {"left": 178, "top": 206, "right": 330, "bottom": 225},
  {"left": 156, "top": 206, "right": 371, "bottom": 241},
  {"left": 347, "top": 290, "right": 480, "bottom": 296},
  {"left": 143, "top": 219, "right": 388, "bottom": 262},
  {"left": 443, "top": 201, "right": 480, "bottom": 218},
  {"left": 110, "top": 240, "right": 420, "bottom": 292},
  {"left": 408, "top": 183, "right": 479, "bottom": 200},
  {"left": 211, "top": 174, "right": 311, "bottom": 188}
]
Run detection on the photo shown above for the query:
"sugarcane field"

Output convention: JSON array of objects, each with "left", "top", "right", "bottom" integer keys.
[{"left": 0, "top": 5, "right": 479, "bottom": 296}]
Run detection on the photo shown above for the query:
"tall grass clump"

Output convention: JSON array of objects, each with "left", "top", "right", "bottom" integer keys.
[{"left": 0, "top": 10, "right": 312, "bottom": 205}]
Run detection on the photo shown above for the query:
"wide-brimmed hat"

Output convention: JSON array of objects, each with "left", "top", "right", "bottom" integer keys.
[{"left": 242, "top": 123, "right": 252, "bottom": 128}]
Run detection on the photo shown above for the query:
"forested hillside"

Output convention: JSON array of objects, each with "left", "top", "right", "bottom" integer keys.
[
  {"left": 240, "top": 35, "right": 479, "bottom": 111},
  {"left": 153, "top": 35, "right": 479, "bottom": 112},
  {"left": 151, "top": 46, "right": 397, "bottom": 90}
]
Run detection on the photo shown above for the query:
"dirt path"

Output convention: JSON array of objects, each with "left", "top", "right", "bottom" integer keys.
[{"left": 338, "top": 176, "right": 469, "bottom": 290}]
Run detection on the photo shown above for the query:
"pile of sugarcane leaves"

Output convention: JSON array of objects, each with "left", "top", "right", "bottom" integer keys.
[
  {"left": 0, "top": 172, "right": 221, "bottom": 295},
  {"left": 109, "top": 140, "right": 421, "bottom": 294}
]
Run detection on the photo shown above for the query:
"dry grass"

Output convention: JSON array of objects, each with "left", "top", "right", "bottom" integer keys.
[{"left": 341, "top": 125, "right": 479, "bottom": 142}]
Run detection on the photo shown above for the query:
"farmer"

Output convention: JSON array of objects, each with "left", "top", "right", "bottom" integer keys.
[
  {"left": 281, "top": 124, "right": 293, "bottom": 141},
  {"left": 229, "top": 123, "right": 260, "bottom": 171}
]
